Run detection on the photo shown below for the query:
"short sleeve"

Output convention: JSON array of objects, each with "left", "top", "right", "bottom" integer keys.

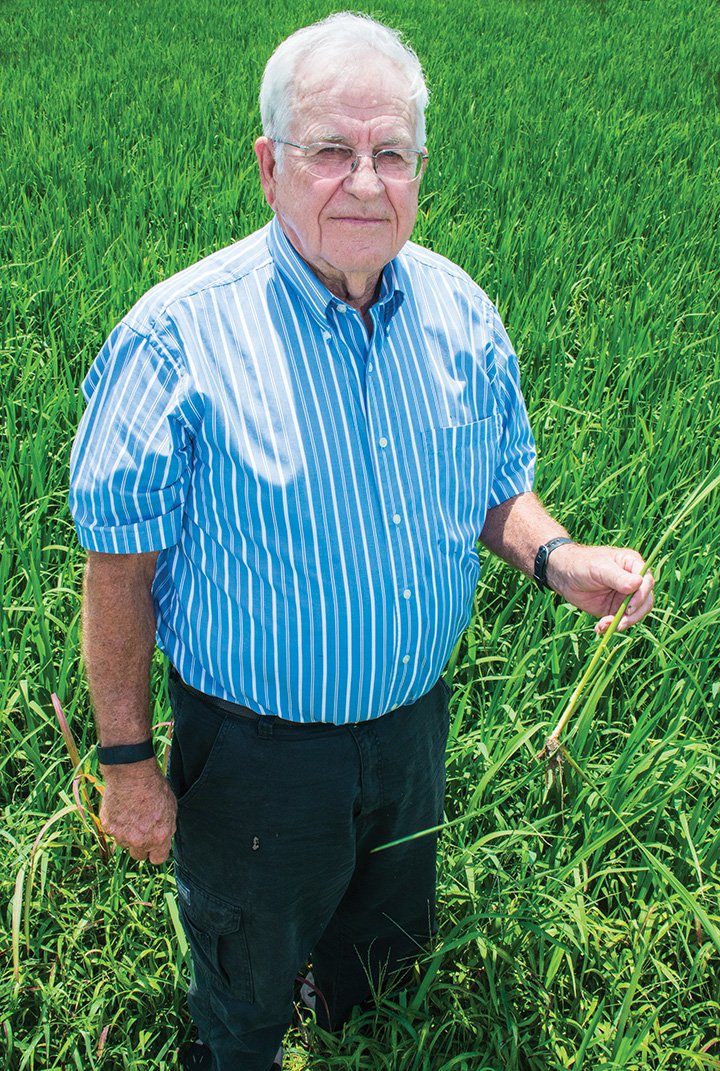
[
  {"left": 486, "top": 308, "right": 536, "bottom": 507},
  {"left": 69, "top": 320, "right": 196, "bottom": 553}
]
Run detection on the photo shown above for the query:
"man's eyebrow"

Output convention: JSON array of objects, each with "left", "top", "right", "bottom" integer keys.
[{"left": 313, "top": 133, "right": 352, "bottom": 145}]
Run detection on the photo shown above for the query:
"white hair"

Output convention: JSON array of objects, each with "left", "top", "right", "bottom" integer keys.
[{"left": 259, "top": 12, "right": 428, "bottom": 166}]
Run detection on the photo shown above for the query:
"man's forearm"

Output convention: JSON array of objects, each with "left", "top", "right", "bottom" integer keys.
[
  {"left": 82, "top": 550, "right": 160, "bottom": 746},
  {"left": 82, "top": 549, "right": 177, "bottom": 864},
  {"left": 479, "top": 492, "right": 569, "bottom": 577}
]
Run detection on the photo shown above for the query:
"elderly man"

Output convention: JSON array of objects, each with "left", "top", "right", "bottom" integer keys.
[{"left": 69, "top": 12, "right": 654, "bottom": 1071}]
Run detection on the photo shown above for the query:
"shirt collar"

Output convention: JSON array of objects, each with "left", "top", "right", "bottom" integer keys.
[{"left": 268, "top": 216, "right": 404, "bottom": 329}]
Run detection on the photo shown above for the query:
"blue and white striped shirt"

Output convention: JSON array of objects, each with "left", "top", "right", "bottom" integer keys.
[{"left": 70, "top": 219, "right": 535, "bottom": 723}]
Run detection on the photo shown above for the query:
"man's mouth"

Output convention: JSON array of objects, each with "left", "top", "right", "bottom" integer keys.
[{"left": 333, "top": 216, "right": 387, "bottom": 224}]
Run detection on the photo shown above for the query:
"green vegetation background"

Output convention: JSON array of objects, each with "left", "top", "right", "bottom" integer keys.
[{"left": 2, "top": 0, "right": 719, "bottom": 1068}]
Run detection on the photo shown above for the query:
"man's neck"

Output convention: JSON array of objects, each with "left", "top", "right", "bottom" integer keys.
[
  {"left": 277, "top": 224, "right": 384, "bottom": 332},
  {"left": 312, "top": 263, "right": 382, "bottom": 319}
]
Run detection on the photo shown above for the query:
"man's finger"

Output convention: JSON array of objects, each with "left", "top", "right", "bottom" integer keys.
[
  {"left": 618, "top": 587, "right": 655, "bottom": 631},
  {"left": 600, "top": 561, "right": 643, "bottom": 596},
  {"left": 147, "top": 845, "right": 172, "bottom": 865},
  {"left": 621, "top": 572, "right": 655, "bottom": 625},
  {"left": 594, "top": 570, "right": 655, "bottom": 633},
  {"left": 123, "top": 842, "right": 171, "bottom": 864}
]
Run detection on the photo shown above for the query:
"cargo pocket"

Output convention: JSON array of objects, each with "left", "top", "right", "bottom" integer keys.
[{"left": 175, "top": 866, "right": 254, "bottom": 1002}]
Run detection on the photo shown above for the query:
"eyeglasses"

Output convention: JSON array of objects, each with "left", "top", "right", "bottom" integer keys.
[{"left": 275, "top": 140, "right": 428, "bottom": 183}]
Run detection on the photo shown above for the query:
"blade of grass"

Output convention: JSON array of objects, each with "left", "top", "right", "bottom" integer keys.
[{"left": 51, "top": 693, "right": 109, "bottom": 861}]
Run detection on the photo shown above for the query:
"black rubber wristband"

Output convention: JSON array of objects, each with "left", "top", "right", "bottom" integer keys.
[
  {"left": 96, "top": 739, "right": 155, "bottom": 765},
  {"left": 533, "top": 537, "right": 575, "bottom": 592}
]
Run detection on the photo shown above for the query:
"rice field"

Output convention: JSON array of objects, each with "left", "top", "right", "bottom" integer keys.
[{"left": 2, "top": 0, "right": 719, "bottom": 1068}]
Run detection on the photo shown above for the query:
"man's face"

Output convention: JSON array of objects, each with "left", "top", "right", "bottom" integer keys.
[{"left": 255, "top": 56, "right": 424, "bottom": 299}]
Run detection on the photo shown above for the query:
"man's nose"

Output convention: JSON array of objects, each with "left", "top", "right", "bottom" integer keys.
[{"left": 343, "top": 155, "right": 385, "bottom": 194}]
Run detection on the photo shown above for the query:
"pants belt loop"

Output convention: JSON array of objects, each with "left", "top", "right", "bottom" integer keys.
[{"left": 257, "top": 716, "right": 275, "bottom": 739}]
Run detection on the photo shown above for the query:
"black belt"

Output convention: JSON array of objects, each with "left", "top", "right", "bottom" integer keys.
[{"left": 169, "top": 666, "right": 341, "bottom": 731}]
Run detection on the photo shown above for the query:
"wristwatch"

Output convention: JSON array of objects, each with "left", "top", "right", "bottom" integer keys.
[
  {"left": 533, "top": 537, "right": 574, "bottom": 592},
  {"left": 96, "top": 740, "right": 155, "bottom": 765}
]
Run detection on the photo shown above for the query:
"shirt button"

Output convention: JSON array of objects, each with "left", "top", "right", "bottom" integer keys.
[
  {"left": 368, "top": 363, "right": 374, "bottom": 373},
  {"left": 336, "top": 303, "right": 348, "bottom": 313},
  {"left": 378, "top": 437, "right": 388, "bottom": 448},
  {"left": 403, "top": 588, "right": 412, "bottom": 599},
  {"left": 322, "top": 330, "right": 331, "bottom": 341},
  {"left": 402, "top": 655, "right": 410, "bottom": 665},
  {"left": 392, "top": 513, "right": 401, "bottom": 525}
]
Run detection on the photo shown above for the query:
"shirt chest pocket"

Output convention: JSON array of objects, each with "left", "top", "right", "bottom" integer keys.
[{"left": 423, "top": 416, "right": 500, "bottom": 548}]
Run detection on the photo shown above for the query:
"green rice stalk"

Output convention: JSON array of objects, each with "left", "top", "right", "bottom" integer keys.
[
  {"left": 23, "top": 803, "right": 78, "bottom": 954},
  {"left": 51, "top": 692, "right": 109, "bottom": 861},
  {"left": 11, "top": 865, "right": 25, "bottom": 983},
  {"left": 155, "top": 718, "right": 173, "bottom": 776}
]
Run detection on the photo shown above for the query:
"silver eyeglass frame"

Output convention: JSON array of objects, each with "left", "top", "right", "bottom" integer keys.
[{"left": 273, "top": 140, "right": 428, "bottom": 182}]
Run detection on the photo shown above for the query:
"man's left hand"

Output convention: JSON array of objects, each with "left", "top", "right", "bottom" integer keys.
[{"left": 546, "top": 543, "right": 655, "bottom": 634}]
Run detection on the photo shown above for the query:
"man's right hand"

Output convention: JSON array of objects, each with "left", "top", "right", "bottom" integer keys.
[{"left": 99, "top": 758, "right": 177, "bottom": 864}]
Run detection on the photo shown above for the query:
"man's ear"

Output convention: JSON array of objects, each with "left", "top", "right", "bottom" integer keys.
[{"left": 255, "top": 136, "right": 278, "bottom": 210}]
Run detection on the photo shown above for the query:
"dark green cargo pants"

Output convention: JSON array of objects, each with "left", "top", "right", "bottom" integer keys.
[{"left": 168, "top": 671, "right": 450, "bottom": 1071}]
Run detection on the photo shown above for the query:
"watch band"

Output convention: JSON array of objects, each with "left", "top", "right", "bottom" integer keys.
[
  {"left": 96, "top": 739, "right": 155, "bottom": 765},
  {"left": 533, "top": 537, "right": 574, "bottom": 592}
]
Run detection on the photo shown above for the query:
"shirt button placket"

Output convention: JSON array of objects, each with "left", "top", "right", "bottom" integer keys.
[{"left": 365, "top": 344, "right": 412, "bottom": 679}]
